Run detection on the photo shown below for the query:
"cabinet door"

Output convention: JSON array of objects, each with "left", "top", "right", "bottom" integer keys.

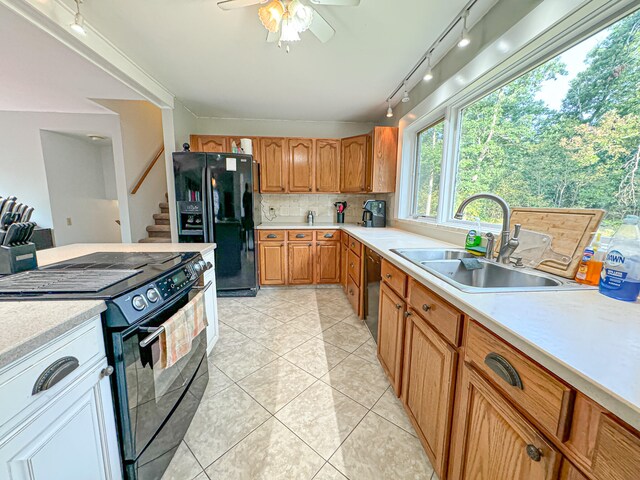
[
  {"left": 259, "top": 242, "right": 286, "bottom": 285},
  {"left": 340, "top": 135, "right": 367, "bottom": 192},
  {"left": 288, "top": 138, "right": 314, "bottom": 193},
  {"left": 316, "top": 241, "right": 341, "bottom": 284},
  {"left": 450, "top": 365, "right": 560, "bottom": 480},
  {"left": 369, "top": 126, "right": 398, "bottom": 193},
  {"left": 341, "top": 243, "right": 349, "bottom": 292},
  {"left": 402, "top": 309, "right": 457, "bottom": 476},
  {"left": 0, "top": 364, "right": 122, "bottom": 480},
  {"left": 260, "top": 138, "right": 287, "bottom": 192},
  {"left": 190, "top": 135, "right": 228, "bottom": 153},
  {"left": 377, "top": 283, "right": 406, "bottom": 395},
  {"left": 315, "top": 139, "right": 340, "bottom": 192},
  {"left": 288, "top": 242, "right": 314, "bottom": 285}
]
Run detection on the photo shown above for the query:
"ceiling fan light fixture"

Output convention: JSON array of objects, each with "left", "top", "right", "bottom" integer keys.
[
  {"left": 258, "top": 0, "right": 284, "bottom": 33},
  {"left": 280, "top": 13, "right": 301, "bottom": 42}
]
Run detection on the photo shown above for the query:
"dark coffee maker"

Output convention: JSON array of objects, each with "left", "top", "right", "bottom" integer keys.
[{"left": 362, "top": 200, "right": 386, "bottom": 227}]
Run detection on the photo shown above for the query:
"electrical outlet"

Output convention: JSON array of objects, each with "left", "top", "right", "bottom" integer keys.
[{"left": 66, "top": 217, "right": 72, "bottom": 226}]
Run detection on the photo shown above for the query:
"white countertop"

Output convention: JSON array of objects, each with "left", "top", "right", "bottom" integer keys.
[
  {"left": 262, "top": 223, "right": 640, "bottom": 429},
  {"left": 257, "top": 223, "right": 351, "bottom": 230},
  {"left": 0, "top": 242, "right": 217, "bottom": 370}
]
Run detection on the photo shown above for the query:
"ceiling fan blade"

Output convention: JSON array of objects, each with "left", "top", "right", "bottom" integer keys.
[
  {"left": 217, "top": 0, "right": 265, "bottom": 11},
  {"left": 266, "top": 30, "right": 279, "bottom": 43},
  {"left": 308, "top": 0, "right": 360, "bottom": 6},
  {"left": 309, "top": 9, "right": 335, "bottom": 43}
]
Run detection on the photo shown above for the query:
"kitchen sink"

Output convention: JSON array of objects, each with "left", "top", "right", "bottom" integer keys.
[{"left": 391, "top": 248, "right": 589, "bottom": 293}]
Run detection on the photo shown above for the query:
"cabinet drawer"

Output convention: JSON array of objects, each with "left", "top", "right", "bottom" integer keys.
[
  {"left": 349, "top": 237, "right": 362, "bottom": 255},
  {"left": 288, "top": 230, "right": 314, "bottom": 241},
  {"left": 408, "top": 279, "right": 462, "bottom": 346},
  {"left": 342, "top": 231, "right": 349, "bottom": 246},
  {"left": 315, "top": 230, "right": 340, "bottom": 241},
  {"left": 0, "top": 317, "right": 105, "bottom": 432},
  {"left": 381, "top": 259, "right": 407, "bottom": 297},
  {"left": 346, "top": 275, "right": 360, "bottom": 314},
  {"left": 259, "top": 230, "right": 285, "bottom": 242},
  {"left": 348, "top": 249, "right": 361, "bottom": 286},
  {"left": 465, "top": 320, "right": 573, "bottom": 438}
]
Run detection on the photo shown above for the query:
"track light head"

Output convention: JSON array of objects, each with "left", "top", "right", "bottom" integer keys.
[
  {"left": 458, "top": 10, "right": 470, "bottom": 48},
  {"left": 70, "top": 1, "right": 86, "bottom": 35},
  {"left": 401, "top": 87, "right": 410, "bottom": 103},
  {"left": 386, "top": 102, "right": 393, "bottom": 118}
]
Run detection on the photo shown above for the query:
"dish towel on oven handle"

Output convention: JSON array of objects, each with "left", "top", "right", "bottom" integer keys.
[{"left": 159, "top": 290, "right": 208, "bottom": 369}]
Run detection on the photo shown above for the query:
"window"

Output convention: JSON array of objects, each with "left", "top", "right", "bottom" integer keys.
[
  {"left": 414, "top": 120, "right": 444, "bottom": 218},
  {"left": 454, "top": 9, "right": 640, "bottom": 234}
]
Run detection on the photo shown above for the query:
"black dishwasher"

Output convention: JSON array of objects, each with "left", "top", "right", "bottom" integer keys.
[{"left": 364, "top": 247, "right": 382, "bottom": 342}]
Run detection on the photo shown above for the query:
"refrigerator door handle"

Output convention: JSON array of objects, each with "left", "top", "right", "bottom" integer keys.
[{"left": 205, "top": 164, "right": 215, "bottom": 243}]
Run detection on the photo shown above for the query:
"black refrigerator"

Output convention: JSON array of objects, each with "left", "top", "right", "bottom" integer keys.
[{"left": 173, "top": 152, "right": 260, "bottom": 296}]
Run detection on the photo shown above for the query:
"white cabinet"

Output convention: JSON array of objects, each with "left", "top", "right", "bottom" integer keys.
[
  {"left": 0, "top": 317, "right": 122, "bottom": 480},
  {"left": 201, "top": 248, "right": 219, "bottom": 356}
]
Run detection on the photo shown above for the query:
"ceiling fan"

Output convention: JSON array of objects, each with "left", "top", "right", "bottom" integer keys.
[{"left": 217, "top": 0, "right": 361, "bottom": 51}]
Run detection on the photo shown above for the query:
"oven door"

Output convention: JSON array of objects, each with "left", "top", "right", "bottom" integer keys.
[{"left": 112, "top": 285, "right": 209, "bottom": 468}]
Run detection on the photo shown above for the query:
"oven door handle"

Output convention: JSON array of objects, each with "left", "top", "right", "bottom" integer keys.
[
  {"left": 139, "top": 326, "right": 165, "bottom": 348},
  {"left": 192, "top": 281, "right": 213, "bottom": 292}
]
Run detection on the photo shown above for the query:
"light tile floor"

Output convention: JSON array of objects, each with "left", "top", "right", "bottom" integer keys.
[{"left": 163, "top": 286, "right": 437, "bottom": 480}]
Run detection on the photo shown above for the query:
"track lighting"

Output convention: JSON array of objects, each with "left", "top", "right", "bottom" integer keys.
[
  {"left": 458, "top": 10, "right": 470, "bottom": 48},
  {"left": 386, "top": 101, "right": 393, "bottom": 118},
  {"left": 70, "top": 0, "right": 86, "bottom": 36},
  {"left": 423, "top": 54, "right": 433, "bottom": 82},
  {"left": 401, "top": 83, "right": 410, "bottom": 103}
]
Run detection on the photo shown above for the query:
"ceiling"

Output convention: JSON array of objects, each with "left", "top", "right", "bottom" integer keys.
[
  {"left": 60, "top": 0, "right": 468, "bottom": 122},
  {"left": 0, "top": 4, "right": 143, "bottom": 114}
]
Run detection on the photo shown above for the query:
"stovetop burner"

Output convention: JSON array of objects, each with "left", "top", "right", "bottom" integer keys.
[
  {"left": 0, "top": 269, "right": 140, "bottom": 293},
  {"left": 43, "top": 252, "right": 181, "bottom": 271}
]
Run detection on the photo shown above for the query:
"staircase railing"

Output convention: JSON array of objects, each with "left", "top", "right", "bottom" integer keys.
[{"left": 131, "top": 146, "right": 165, "bottom": 195}]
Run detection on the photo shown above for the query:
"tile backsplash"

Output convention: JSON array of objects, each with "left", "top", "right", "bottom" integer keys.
[{"left": 259, "top": 194, "right": 383, "bottom": 224}]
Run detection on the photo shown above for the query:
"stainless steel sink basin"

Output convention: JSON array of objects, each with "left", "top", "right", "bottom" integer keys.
[{"left": 391, "top": 248, "right": 589, "bottom": 293}]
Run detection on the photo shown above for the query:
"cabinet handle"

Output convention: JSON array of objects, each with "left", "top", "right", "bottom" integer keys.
[
  {"left": 350, "top": 262, "right": 354, "bottom": 268},
  {"left": 396, "top": 303, "right": 402, "bottom": 309},
  {"left": 349, "top": 289, "right": 354, "bottom": 296},
  {"left": 100, "top": 366, "right": 115, "bottom": 379},
  {"left": 385, "top": 273, "right": 392, "bottom": 279},
  {"left": 324, "top": 233, "right": 334, "bottom": 238},
  {"left": 526, "top": 445, "right": 542, "bottom": 462},
  {"left": 422, "top": 304, "right": 431, "bottom": 312},
  {"left": 308, "top": 187, "right": 312, "bottom": 191},
  {"left": 404, "top": 311, "right": 413, "bottom": 318},
  {"left": 351, "top": 242, "right": 355, "bottom": 247},
  {"left": 32, "top": 356, "right": 79, "bottom": 395},
  {"left": 296, "top": 234, "right": 305, "bottom": 238},
  {"left": 308, "top": 243, "right": 312, "bottom": 247},
  {"left": 267, "top": 234, "right": 277, "bottom": 239},
  {"left": 484, "top": 353, "right": 523, "bottom": 389}
]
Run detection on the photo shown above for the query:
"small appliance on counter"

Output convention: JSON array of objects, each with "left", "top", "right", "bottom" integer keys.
[
  {"left": 0, "top": 195, "right": 38, "bottom": 274},
  {"left": 334, "top": 201, "right": 347, "bottom": 223},
  {"left": 362, "top": 199, "right": 386, "bottom": 228}
]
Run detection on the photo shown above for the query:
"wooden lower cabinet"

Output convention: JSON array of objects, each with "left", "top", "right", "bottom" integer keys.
[
  {"left": 316, "top": 241, "right": 341, "bottom": 284},
  {"left": 377, "top": 283, "right": 406, "bottom": 395},
  {"left": 288, "top": 242, "right": 314, "bottom": 285},
  {"left": 259, "top": 242, "right": 286, "bottom": 285},
  {"left": 402, "top": 308, "right": 457, "bottom": 477},
  {"left": 341, "top": 243, "right": 348, "bottom": 292},
  {"left": 560, "top": 460, "right": 589, "bottom": 480},
  {"left": 449, "top": 364, "right": 561, "bottom": 480}
]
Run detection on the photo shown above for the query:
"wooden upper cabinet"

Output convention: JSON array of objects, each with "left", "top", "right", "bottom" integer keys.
[
  {"left": 340, "top": 135, "right": 368, "bottom": 192},
  {"left": 315, "top": 241, "right": 341, "bottom": 284},
  {"left": 190, "top": 135, "right": 228, "bottom": 153},
  {"left": 315, "top": 139, "right": 340, "bottom": 193},
  {"left": 402, "top": 308, "right": 457, "bottom": 477},
  {"left": 368, "top": 126, "right": 398, "bottom": 193},
  {"left": 260, "top": 137, "right": 287, "bottom": 193},
  {"left": 288, "top": 242, "right": 314, "bottom": 285},
  {"left": 378, "top": 283, "right": 406, "bottom": 396},
  {"left": 449, "top": 365, "right": 561, "bottom": 480},
  {"left": 288, "top": 138, "right": 314, "bottom": 193}
]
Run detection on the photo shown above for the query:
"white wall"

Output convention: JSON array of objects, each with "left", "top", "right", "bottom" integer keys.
[
  {"left": 98, "top": 100, "right": 166, "bottom": 242},
  {"left": 194, "top": 117, "right": 373, "bottom": 139},
  {"left": 0, "top": 110, "right": 131, "bottom": 241},
  {"left": 40, "top": 131, "right": 121, "bottom": 245},
  {"left": 173, "top": 99, "right": 197, "bottom": 152}
]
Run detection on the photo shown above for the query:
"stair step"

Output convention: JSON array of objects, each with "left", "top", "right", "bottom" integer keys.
[
  {"left": 147, "top": 224, "right": 171, "bottom": 232},
  {"left": 159, "top": 202, "right": 169, "bottom": 210},
  {"left": 139, "top": 237, "right": 171, "bottom": 243},
  {"left": 153, "top": 213, "right": 170, "bottom": 225}
]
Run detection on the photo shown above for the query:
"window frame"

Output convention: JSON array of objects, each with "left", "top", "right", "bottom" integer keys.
[
  {"left": 401, "top": 0, "right": 640, "bottom": 232},
  {"left": 411, "top": 117, "right": 446, "bottom": 220}
]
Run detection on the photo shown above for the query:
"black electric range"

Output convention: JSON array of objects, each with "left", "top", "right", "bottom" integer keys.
[{"left": 0, "top": 251, "right": 212, "bottom": 480}]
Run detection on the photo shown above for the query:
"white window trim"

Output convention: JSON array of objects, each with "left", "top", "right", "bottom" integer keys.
[{"left": 396, "top": 0, "right": 640, "bottom": 235}]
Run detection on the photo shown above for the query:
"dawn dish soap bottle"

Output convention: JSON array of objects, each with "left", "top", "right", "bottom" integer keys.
[{"left": 599, "top": 215, "right": 640, "bottom": 302}]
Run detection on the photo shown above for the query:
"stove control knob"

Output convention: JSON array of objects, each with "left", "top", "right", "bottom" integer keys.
[
  {"left": 198, "top": 260, "right": 207, "bottom": 271},
  {"left": 132, "top": 295, "right": 147, "bottom": 311},
  {"left": 146, "top": 288, "right": 160, "bottom": 303},
  {"left": 205, "top": 262, "right": 213, "bottom": 271},
  {"left": 193, "top": 262, "right": 203, "bottom": 274}
]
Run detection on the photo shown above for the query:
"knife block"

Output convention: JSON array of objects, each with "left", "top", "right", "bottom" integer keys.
[{"left": 0, "top": 243, "right": 38, "bottom": 275}]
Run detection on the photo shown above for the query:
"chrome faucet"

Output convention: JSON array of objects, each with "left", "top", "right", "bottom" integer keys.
[{"left": 454, "top": 193, "right": 521, "bottom": 264}]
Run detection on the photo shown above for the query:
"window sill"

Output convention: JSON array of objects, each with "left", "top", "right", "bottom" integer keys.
[{"left": 395, "top": 217, "right": 502, "bottom": 246}]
